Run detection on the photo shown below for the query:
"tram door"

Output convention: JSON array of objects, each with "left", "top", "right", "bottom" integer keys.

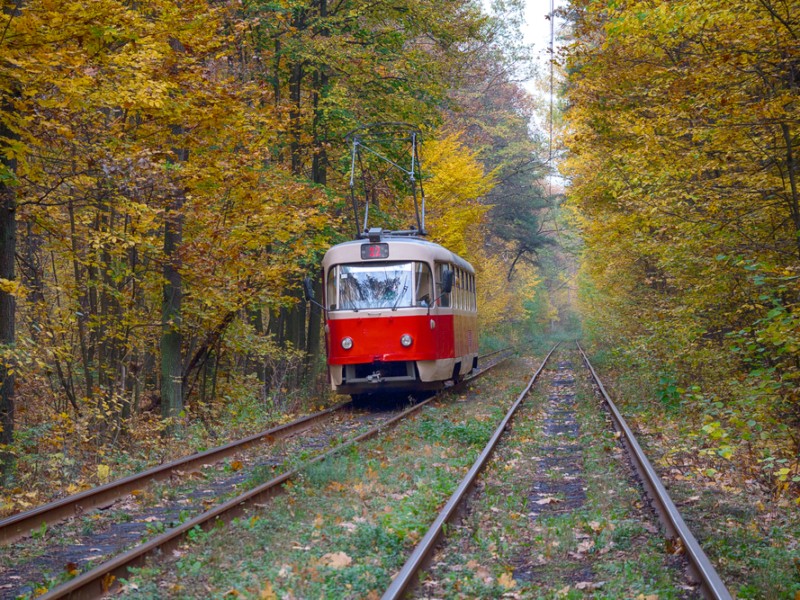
[{"left": 434, "top": 262, "right": 453, "bottom": 358}]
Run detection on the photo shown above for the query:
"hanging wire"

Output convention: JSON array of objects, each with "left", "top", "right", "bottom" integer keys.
[
  {"left": 349, "top": 138, "right": 361, "bottom": 237},
  {"left": 549, "top": 0, "right": 555, "bottom": 181},
  {"left": 345, "top": 124, "right": 426, "bottom": 237}
]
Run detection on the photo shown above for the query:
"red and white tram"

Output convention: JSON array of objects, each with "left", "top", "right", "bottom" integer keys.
[{"left": 317, "top": 228, "right": 478, "bottom": 398}]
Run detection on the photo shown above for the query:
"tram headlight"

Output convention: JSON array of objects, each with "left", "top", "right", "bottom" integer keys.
[
  {"left": 341, "top": 336, "right": 353, "bottom": 350},
  {"left": 400, "top": 334, "right": 413, "bottom": 347}
]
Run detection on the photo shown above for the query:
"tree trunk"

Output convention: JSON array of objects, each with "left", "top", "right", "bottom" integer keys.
[
  {"left": 311, "top": 0, "right": 328, "bottom": 186},
  {"left": 68, "top": 200, "right": 94, "bottom": 401},
  {"left": 305, "top": 277, "right": 322, "bottom": 381},
  {"left": 0, "top": 149, "right": 16, "bottom": 480},
  {"left": 160, "top": 147, "right": 186, "bottom": 432},
  {"left": 290, "top": 59, "right": 304, "bottom": 176},
  {"left": 249, "top": 306, "right": 267, "bottom": 402},
  {"left": 0, "top": 28, "right": 20, "bottom": 476},
  {"left": 780, "top": 123, "right": 800, "bottom": 258},
  {"left": 289, "top": 7, "right": 306, "bottom": 177}
]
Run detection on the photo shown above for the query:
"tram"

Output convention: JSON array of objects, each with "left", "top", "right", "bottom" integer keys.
[
  {"left": 305, "top": 125, "right": 478, "bottom": 398},
  {"left": 313, "top": 228, "right": 477, "bottom": 398}
]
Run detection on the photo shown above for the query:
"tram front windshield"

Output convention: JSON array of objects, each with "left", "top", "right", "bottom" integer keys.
[{"left": 330, "top": 261, "right": 432, "bottom": 310}]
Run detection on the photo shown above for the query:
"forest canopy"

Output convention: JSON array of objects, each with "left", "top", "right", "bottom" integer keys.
[
  {"left": 0, "top": 0, "right": 553, "bottom": 493},
  {"left": 563, "top": 0, "right": 800, "bottom": 487}
]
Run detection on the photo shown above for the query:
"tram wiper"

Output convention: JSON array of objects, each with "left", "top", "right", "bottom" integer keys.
[{"left": 392, "top": 285, "right": 408, "bottom": 311}]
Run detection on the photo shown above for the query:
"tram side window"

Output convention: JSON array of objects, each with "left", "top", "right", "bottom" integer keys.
[
  {"left": 415, "top": 263, "right": 433, "bottom": 307},
  {"left": 435, "top": 262, "right": 451, "bottom": 307},
  {"left": 456, "top": 268, "right": 463, "bottom": 309},
  {"left": 467, "top": 273, "right": 472, "bottom": 311},
  {"left": 453, "top": 268, "right": 464, "bottom": 308},
  {"left": 326, "top": 267, "right": 337, "bottom": 310},
  {"left": 453, "top": 268, "right": 460, "bottom": 309},
  {"left": 471, "top": 274, "right": 476, "bottom": 311},
  {"left": 463, "top": 272, "right": 468, "bottom": 311}
]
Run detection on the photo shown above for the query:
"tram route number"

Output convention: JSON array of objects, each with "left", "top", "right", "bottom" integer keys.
[{"left": 361, "top": 243, "right": 390, "bottom": 260}]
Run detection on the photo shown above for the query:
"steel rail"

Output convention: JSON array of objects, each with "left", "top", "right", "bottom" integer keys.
[
  {"left": 36, "top": 351, "right": 512, "bottom": 599},
  {"left": 0, "top": 401, "right": 350, "bottom": 545},
  {"left": 478, "top": 347, "right": 513, "bottom": 361},
  {"left": 576, "top": 342, "right": 732, "bottom": 600},
  {"left": 3, "top": 348, "right": 513, "bottom": 547},
  {"left": 381, "top": 345, "right": 557, "bottom": 600}
]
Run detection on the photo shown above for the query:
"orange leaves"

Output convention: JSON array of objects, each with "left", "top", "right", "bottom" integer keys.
[
  {"left": 422, "top": 132, "right": 494, "bottom": 260},
  {"left": 318, "top": 551, "right": 353, "bottom": 569}
]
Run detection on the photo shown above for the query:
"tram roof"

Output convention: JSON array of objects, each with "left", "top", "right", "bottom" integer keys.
[{"left": 323, "top": 235, "right": 474, "bottom": 273}]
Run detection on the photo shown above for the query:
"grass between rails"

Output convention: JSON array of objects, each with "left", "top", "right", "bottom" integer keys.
[
  {"left": 3, "top": 413, "right": 385, "bottom": 598},
  {"left": 418, "top": 350, "right": 696, "bottom": 599},
  {"left": 589, "top": 354, "right": 800, "bottom": 598},
  {"left": 2, "top": 385, "right": 335, "bottom": 518},
  {"left": 116, "top": 359, "right": 534, "bottom": 598}
]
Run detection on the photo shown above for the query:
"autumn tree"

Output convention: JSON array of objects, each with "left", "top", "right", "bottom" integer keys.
[
  {"left": 0, "top": 0, "right": 557, "bottom": 499},
  {"left": 563, "top": 0, "right": 800, "bottom": 470},
  {"left": 444, "top": 0, "right": 554, "bottom": 283},
  {"left": 0, "top": 0, "right": 21, "bottom": 479}
]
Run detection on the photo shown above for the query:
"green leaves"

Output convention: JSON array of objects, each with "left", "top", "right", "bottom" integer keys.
[{"left": 565, "top": 0, "right": 800, "bottom": 497}]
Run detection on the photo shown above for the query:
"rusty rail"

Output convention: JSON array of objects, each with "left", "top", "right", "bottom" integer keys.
[
  {"left": 0, "top": 402, "right": 350, "bottom": 545},
  {"left": 381, "top": 345, "right": 556, "bottom": 600},
  {"left": 576, "top": 342, "right": 731, "bottom": 600},
  {"left": 34, "top": 350, "right": 512, "bottom": 599}
]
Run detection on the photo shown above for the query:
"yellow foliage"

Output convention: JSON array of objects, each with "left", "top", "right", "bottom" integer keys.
[
  {"left": 0, "top": 279, "right": 24, "bottom": 297},
  {"left": 418, "top": 131, "right": 540, "bottom": 329},
  {"left": 421, "top": 132, "right": 494, "bottom": 259},
  {"left": 564, "top": 0, "right": 800, "bottom": 487}
]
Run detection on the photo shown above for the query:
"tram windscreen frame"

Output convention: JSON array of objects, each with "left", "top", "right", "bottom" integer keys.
[{"left": 328, "top": 261, "right": 433, "bottom": 310}]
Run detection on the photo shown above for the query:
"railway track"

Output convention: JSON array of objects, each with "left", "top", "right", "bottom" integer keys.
[
  {"left": 383, "top": 344, "right": 732, "bottom": 600},
  {"left": 6, "top": 345, "right": 726, "bottom": 598},
  {"left": 0, "top": 349, "right": 512, "bottom": 599}
]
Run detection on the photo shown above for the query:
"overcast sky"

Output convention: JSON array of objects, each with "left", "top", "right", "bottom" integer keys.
[
  {"left": 479, "top": 0, "right": 567, "bottom": 87},
  {"left": 521, "top": 0, "right": 566, "bottom": 67}
]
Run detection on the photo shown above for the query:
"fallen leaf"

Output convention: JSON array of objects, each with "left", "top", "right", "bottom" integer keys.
[
  {"left": 665, "top": 537, "right": 684, "bottom": 555},
  {"left": 575, "top": 581, "right": 605, "bottom": 590},
  {"left": 598, "top": 542, "right": 615, "bottom": 555},
  {"left": 587, "top": 520, "right": 603, "bottom": 533},
  {"left": 101, "top": 573, "right": 116, "bottom": 593},
  {"left": 260, "top": 581, "right": 277, "bottom": 599},
  {"left": 320, "top": 552, "right": 352, "bottom": 568},
  {"left": 230, "top": 460, "right": 244, "bottom": 471},
  {"left": 534, "top": 497, "right": 560, "bottom": 505},
  {"left": 97, "top": 464, "right": 111, "bottom": 481},
  {"left": 498, "top": 572, "right": 516, "bottom": 590}
]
